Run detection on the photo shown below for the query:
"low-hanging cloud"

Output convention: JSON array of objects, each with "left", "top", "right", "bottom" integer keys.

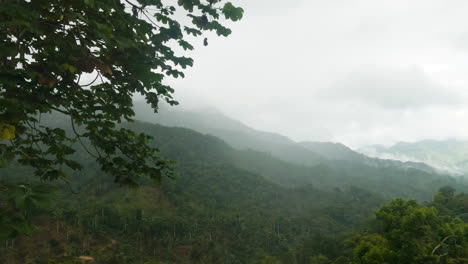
[
  {"left": 317, "top": 67, "right": 463, "bottom": 109},
  {"left": 165, "top": 0, "right": 468, "bottom": 148}
]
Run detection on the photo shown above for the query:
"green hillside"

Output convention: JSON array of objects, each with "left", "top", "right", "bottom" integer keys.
[
  {"left": 2, "top": 119, "right": 467, "bottom": 263},
  {"left": 134, "top": 105, "right": 439, "bottom": 175}
]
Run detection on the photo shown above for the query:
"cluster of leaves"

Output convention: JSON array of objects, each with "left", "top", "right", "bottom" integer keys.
[
  {"left": 0, "top": 182, "right": 56, "bottom": 239},
  {"left": 0, "top": 0, "right": 243, "bottom": 184},
  {"left": 348, "top": 192, "right": 468, "bottom": 264}
]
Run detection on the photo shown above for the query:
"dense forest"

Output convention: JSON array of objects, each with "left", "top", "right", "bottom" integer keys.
[{"left": 1, "top": 118, "right": 468, "bottom": 263}]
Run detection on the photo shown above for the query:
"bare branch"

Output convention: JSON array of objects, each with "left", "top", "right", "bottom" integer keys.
[
  {"left": 70, "top": 116, "right": 99, "bottom": 159},
  {"left": 79, "top": 72, "right": 100, "bottom": 87},
  {"left": 432, "top": 235, "right": 457, "bottom": 255}
]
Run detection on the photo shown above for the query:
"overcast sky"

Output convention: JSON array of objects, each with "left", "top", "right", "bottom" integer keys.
[{"left": 165, "top": 0, "right": 468, "bottom": 148}]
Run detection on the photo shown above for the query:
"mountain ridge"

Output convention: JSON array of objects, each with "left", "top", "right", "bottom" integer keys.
[
  {"left": 359, "top": 139, "right": 468, "bottom": 175},
  {"left": 134, "top": 102, "right": 440, "bottom": 174}
]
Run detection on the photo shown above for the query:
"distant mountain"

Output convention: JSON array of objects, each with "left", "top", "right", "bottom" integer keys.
[
  {"left": 134, "top": 103, "right": 325, "bottom": 166},
  {"left": 300, "top": 142, "right": 367, "bottom": 162},
  {"left": 124, "top": 121, "right": 466, "bottom": 201},
  {"left": 359, "top": 140, "right": 468, "bottom": 175},
  {"left": 134, "top": 102, "right": 438, "bottom": 174},
  {"left": 300, "top": 141, "right": 436, "bottom": 173}
]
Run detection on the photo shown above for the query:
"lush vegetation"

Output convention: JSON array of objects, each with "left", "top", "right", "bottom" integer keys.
[{"left": 1, "top": 119, "right": 467, "bottom": 263}]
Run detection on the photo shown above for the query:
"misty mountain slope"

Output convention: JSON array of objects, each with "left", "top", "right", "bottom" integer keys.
[
  {"left": 300, "top": 141, "right": 436, "bottom": 174},
  {"left": 360, "top": 139, "right": 468, "bottom": 175},
  {"left": 228, "top": 148, "right": 463, "bottom": 201},
  {"left": 134, "top": 103, "right": 440, "bottom": 174},
  {"left": 124, "top": 121, "right": 467, "bottom": 201},
  {"left": 301, "top": 141, "right": 369, "bottom": 162},
  {"left": 32, "top": 114, "right": 456, "bottom": 201},
  {"left": 38, "top": 119, "right": 388, "bottom": 220},
  {"left": 134, "top": 103, "right": 326, "bottom": 166}
]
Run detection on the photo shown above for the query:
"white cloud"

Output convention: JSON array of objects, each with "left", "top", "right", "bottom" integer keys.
[
  {"left": 317, "top": 66, "right": 463, "bottom": 109},
  {"left": 165, "top": 0, "right": 468, "bottom": 147}
]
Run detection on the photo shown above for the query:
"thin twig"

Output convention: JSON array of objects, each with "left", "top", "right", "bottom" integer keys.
[
  {"left": 79, "top": 72, "right": 100, "bottom": 87},
  {"left": 70, "top": 116, "right": 99, "bottom": 159},
  {"left": 61, "top": 179, "right": 80, "bottom": 195},
  {"left": 141, "top": 10, "right": 160, "bottom": 28}
]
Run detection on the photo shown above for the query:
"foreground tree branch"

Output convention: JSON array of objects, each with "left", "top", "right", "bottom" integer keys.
[{"left": 0, "top": 0, "right": 243, "bottom": 239}]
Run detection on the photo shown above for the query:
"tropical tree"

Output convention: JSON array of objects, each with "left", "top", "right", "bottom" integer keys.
[
  {"left": 0, "top": 0, "right": 243, "bottom": 237},
  {"left": 349, "top": 198, "right": 468, "bottom": 264}
]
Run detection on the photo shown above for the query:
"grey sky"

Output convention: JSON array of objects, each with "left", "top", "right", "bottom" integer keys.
[{"left": 165, "top": 0, "right": 468, "bottom": 148}]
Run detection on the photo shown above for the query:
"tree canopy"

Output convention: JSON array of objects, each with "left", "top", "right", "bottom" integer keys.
[
  {"left": 349, "top": 196, "right": 468, "bottom": 264},
  {"left": 0, "top": 0, "right": 243, "bottom": 184}
]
